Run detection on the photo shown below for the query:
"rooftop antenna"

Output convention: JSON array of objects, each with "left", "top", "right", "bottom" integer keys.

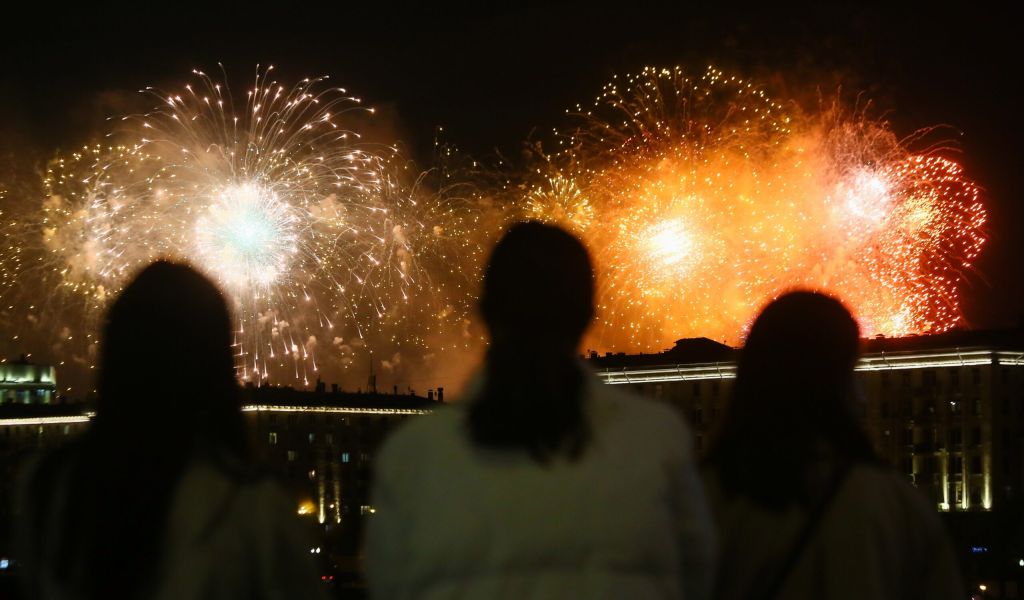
[{"left": 368, "top": 352, "right": 377, "bottom": 394}]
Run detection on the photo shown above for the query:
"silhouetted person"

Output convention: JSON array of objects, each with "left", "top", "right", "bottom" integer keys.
[
  {"left": 367, "top": 222, "right": 715, "bottom": 599},
  {"left": 703, "top": 291, "right": 962, "bottom": 600},
  {"left": 14, "top": 261, "right": 325, "bottom": 599}
]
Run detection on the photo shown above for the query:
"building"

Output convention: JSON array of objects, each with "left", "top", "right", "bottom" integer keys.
[
  {"left": 0, "top": 381, "right": 440, "bottom": 586},
  {"left": 590, "top": 327, "right": 1024, "bottom": 513},
  {"left": 0, "top": 357, "right": 57, "bottom": 404},
  {"left": 240, "top": 382, "right": 439, "bottom": 527}
]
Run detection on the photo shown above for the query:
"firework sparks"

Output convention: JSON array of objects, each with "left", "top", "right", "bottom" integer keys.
[
  {"left": 522, "top": 66, "right": 986, "bottom": 350},
  {"left": 3, "top": 67, "right": 484, "bottom": 387}
]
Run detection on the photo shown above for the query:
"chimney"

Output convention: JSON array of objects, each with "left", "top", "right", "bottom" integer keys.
[{"left": 437, "top": 387, "right": 444, "bottom": 403}]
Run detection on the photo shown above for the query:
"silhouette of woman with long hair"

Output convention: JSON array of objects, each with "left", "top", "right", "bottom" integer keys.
[
  {"left": 704, "top": 291, "right": 962, "bottom": 600},
  {"left": 367, "top": 222, "right": 715, "bottom": 600},
  {"left": 16, "top": 261, "right": 325, "bottom": 599}
]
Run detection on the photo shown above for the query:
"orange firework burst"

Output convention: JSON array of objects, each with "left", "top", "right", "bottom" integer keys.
[{"left": 523, "top": 66, "right": 986, "bottom": 350}]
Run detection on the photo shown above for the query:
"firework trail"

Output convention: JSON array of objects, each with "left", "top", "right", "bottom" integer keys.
[
  {"left": 522, "top": 66, "right": 986, "bottom": 351},
  {"left": 2, "top": 67, "right": 484, "bottom": 387}
]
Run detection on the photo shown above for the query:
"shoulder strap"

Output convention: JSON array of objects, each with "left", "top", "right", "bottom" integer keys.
[{"left": 756, "top": 462, "right": 852, "bottom": 600}]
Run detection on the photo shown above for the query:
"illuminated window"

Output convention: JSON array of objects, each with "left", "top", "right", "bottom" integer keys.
[
  {"left": 287, "top": 450, "right": 297, "bottom": 462},
  {"left": 269, "top": 432, "right": 278, "bottom": 445},
  {"left": 973, "top": 399, "right": 982, "bottom": 416},
  {"left": 308, "top": 433, "right": 315, "bottom": 444},
  {"left": 342, "top": 452, "right": 350, "bottom": 463},
  {"left": 360, "top": 505, "right": 376, "bottom": 515},
  {"left": 325, "top": 434, "right": 333, "bottom": 444}
]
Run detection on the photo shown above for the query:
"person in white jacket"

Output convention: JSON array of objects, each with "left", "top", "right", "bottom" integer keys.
[
  {"left": 367, "top": 222, "right": 716, "bottom": 600},
  {"left": 702, "top": 291, "right": 963, "bottom": 600},
  {"left": 14, "top": 261, "right": 326, "bottom": 600}
]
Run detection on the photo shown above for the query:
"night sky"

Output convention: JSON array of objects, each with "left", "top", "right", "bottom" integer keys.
[{"left": 2, "top": 3, "right": 1021, "bottom": 344}]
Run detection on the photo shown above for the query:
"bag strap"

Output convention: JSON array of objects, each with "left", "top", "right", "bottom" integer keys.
[{"left": 756, "top": 462, "right": 852, "bottom": 600}]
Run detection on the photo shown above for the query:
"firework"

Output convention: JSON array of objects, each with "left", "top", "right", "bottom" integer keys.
[
  {"left": 522, "top": 66, "right": 986, "bottom": 350},
  {"left": 6, "top": 67, "right": 483, "bottom": 387}
]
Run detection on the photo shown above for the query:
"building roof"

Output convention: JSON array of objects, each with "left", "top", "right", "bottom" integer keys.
[{"left": 588, "top": 327, "right": 1024, "bottom": 372}]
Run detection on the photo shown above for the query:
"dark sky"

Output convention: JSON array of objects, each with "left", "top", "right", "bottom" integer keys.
[{"left": 2, "top": 2, "right": 1021, "bottom": 328}]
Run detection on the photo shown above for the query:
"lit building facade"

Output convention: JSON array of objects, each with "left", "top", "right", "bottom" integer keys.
[
  {"left": 590, "top": 328, "right": 1024, "bottom": 513},
  {"left": 239, "top": 383, "right": 438, "bottom": 526},
  {"left": 0, "top": 357, "right": 57, "bottom": 404}
]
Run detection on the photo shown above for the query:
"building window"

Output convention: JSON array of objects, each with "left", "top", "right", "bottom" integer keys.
[
  {"left": 712, "top": 381, "right": 720, "bottom": 396},
  {"left": 881, "top": 372, "right": 890, "bottom": 388},
  {"left": 342, "top": 452, "right": 350, "bottom": 463},
  {"left": 902, "top": 456, "right": 914, "bottom": 476},
  {"left": 269, "top": 432, "right": 278, "bottom": 445},
  {"left": 691, "top": 406, "right": 703, "bottom": 426},
  {"left": 360, "top": 505, "right": 376, "bottom": 515},
  {"left": 901, "top": 371, "right": 911, "bottom": 388},
  {"left": 950, "top": 428, "right": 962, "bottom": 447},
  {"left": 881, "top": 401, "right": 889, "bottom": 418},
  {"left": 970, "top": 456, "right": 982, "bottom": 475},
  {"left": 693, "top": 382, "right": 701, "bottom": 397},
  {"left": 953, "top": 455, "right": 963, "bottom": 474},
  {"left": 308, "top": 433, "right": 315, "bottom": 444},
  {"left": 923, "top": 370, "right": 937, "bottom": 386},
  {"left": 325, "top": 433, "right": 333, "bottom": 445},
  {"left": 951, "top": 370, "right": 960, "bottom": 387},
  {"left": 287, "top": 450, "right": 297, "bottom": 462},
  {"left": 973, "top": 399, "right": 982, "bottom": 416},
  {"left": 972, "top": 368, "right": 981, "bottom": 385},
  {"left": 971, "top": 427, "right": 981, "bottom": 446},
  {"left": 950, "top": 400, "right": 961, "bottom": 415}
]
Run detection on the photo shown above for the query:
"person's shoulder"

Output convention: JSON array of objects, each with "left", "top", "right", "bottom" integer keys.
[
  {"left": 846, "top": 463, "right": 946, "bottom": 528},
  {"left": 375, "top": 403, "right": 465, "bottom": 463},
  {"left": 589, "top": 380, "right": 692, "bottom": 441}
]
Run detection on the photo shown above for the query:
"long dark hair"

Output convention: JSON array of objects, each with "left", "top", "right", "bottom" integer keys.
[
  {"left": 28, "top": 261, "right": 246, "bottom": 598},
  {"left": 705, "top": 291, "right": 877, "bottom": 509},
  {"left": 468, "top": 222, "right": 595, "bottom": 462}
]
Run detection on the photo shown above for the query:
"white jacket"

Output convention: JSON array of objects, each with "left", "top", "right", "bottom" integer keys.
[
  {"left": 16, "top": 456, "right": 327, "bottom": 600},
  {"left": 704, "top": 465, "right": 963, "bottom": 600},
  {"left": 366, "top": 371, "right": 716, "bottom": 599}
]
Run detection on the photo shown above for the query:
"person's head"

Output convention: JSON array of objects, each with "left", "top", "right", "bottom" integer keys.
[
  {"left": 471, "top": 222, "right": 595, "bottom": 461},
  {"left": 44, "top": 261, "right": 244, "bottom": 597},
  {"left": 480, "top": 220, "right": 594, "bottom": 353},
  {"left": 706, "top": 291, "right": 876, "bottom": 507},
  {"left": 97, "top": 260, "right": 243, "bottom": 452}
]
